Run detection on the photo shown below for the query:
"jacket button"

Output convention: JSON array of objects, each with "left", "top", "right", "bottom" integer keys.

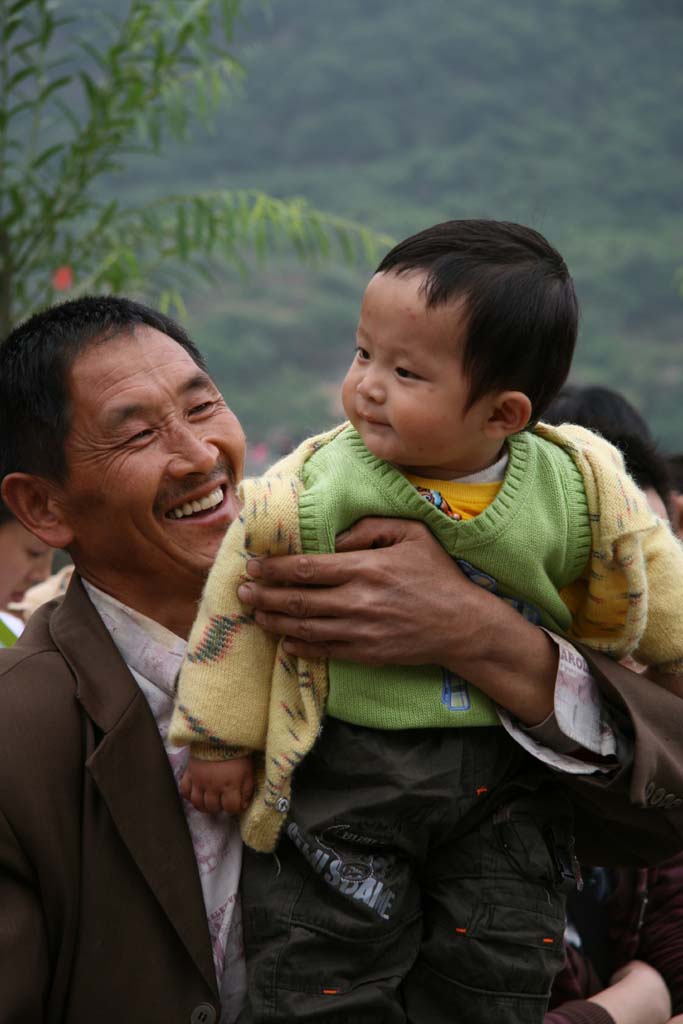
[
  {"left": 650, "top": 787, "right": 666, "bottom": 806},
  {"left": 276, "top": 796, "right": 290, "bottom": 813},
  {"left": 190, "top": 1004, "right": 217, "bottom": 1024}
]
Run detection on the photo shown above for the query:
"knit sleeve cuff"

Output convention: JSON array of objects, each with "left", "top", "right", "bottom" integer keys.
[{"left": 546, "top": 1000, "right": 616, "bottom": 1024}]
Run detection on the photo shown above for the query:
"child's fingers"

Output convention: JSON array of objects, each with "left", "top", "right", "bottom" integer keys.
[
  {"left": 179, "top": 770, "right": 192, "bottom": 801},
  {"left": 240, "top": 771, "right": 255, "bottom": 811},
  {"left": 220, "top": 787, "right": 243, "bottom": 814},
  {"left": 201, "top": 788, "right": 222, "bottom": 815}
]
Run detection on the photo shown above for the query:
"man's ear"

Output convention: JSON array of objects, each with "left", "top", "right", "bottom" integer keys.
[
  {"left": 483, "top": 390, "right": 532, "bottom": 439},
  {"left": 1, "top": 473, "right": 75, "bottom": 549}
]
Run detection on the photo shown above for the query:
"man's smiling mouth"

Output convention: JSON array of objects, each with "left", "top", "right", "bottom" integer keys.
[{"left": 165, "top": 485, "right": 225, "bottom": 520}]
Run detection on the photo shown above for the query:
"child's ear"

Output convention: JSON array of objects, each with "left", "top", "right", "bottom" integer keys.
[
  {"left": 484, "top": 391, "right": 532, "bottom": 438},
  {"left": 1, "top": 473, "right": 75, "bottom": 550}
]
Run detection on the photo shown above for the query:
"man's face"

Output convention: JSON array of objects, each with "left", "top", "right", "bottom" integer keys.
[{"left": 56, "top": 327, "right": 245, "bottom": 603}]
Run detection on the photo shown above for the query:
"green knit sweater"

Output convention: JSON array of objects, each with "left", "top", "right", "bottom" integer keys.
[{"left": 299, "top": 426, "right": 592, "bottom": 730}]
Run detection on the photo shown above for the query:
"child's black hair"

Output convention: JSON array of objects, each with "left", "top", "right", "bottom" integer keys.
[{"left": 376, "top": 219, "right": 578, "bottom": 423}]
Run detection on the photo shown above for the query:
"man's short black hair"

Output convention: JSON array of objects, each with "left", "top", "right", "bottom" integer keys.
[
  {"left": 0, "top": 295, "right": 207, "bottom": 484},
  {"left": 376, "top": 219, "right": 578, "bottom": 423}
]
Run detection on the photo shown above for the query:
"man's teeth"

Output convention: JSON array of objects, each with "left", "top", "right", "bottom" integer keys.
[{"left": 168, "top": 486, "right": 223, "bottom": 519}]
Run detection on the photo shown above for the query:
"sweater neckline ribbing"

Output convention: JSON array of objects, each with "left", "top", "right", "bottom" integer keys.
[{"left": 339, "top": 426, "right": 535, "bottom": 551}]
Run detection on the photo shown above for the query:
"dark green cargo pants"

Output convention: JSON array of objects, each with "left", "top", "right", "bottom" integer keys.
[{"left": 241, "top": 719, "right": 576, "bottom": 1023}]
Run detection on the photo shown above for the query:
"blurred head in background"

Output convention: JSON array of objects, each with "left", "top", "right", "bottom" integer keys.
[
  {"left": 0, "top": 496, "right": 53, "bottom": 612},
  {"left": 544, "top": 385, "right": 672, "bottom": 521}
]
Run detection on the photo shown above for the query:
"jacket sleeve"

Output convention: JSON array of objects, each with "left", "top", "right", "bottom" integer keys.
[
  {"left": 544, "top": 1002, "right": 615, "bottom": 1024},
  {"left": 560, "top": 645, "right": 683, "bottom": 865},
  {"left": 631, "top": 520, "right": 683, "bottom": 674},
  {"left": 170, "top": 483, "right": 278, "bottom": 760},
  {"left": 0, "top": 806, "right": 49, "bottom": 1020}
]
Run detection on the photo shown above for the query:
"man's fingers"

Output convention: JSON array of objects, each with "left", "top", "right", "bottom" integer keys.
[
  {"left": 253, "top": 609, "right": 364, "bottom": 646},
  {"left": 335, "top": 516, "right": 428, "bottom": 552},
  {"left": 240, "top": 580, "right": 352, "bottom": 618},
  {"left": 246, "top": 551, "right": 360, "bottom": 588}
]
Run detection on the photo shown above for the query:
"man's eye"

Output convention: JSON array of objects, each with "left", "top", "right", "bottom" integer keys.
[
  {"left": 129, "top": 428, "right": 154, "bottom": 443},
  {"left": 189, "top": 401, "right": 214, "bottom": 415}
]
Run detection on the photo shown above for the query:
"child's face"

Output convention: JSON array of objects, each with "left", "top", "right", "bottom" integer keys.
[{"left": 341, "top": 270, "right": 501, "bottom": 478}]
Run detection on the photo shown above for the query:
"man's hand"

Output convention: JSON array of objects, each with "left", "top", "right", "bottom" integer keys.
[
  {"left": 237, "top": 517, "right": 559, "bottom": 726},
  {"left": 238, "top": 518, "right": 471, "bottom": 666}
]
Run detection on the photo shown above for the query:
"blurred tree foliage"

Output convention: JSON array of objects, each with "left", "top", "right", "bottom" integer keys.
[
  {"left": 0, "top": 0, "right": 388, "bottom": 335},
  {"left": 119, "top": 0, "right": 680, "bottom": 448}
]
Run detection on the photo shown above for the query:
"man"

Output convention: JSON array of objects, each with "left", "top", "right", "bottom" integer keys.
[{"left": 0, "top": 297, "right": 681, "bottom": 1023}]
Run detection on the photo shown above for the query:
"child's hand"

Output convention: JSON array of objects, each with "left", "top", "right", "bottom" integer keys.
[{"left": 180, "top": 754, "right": 255, "bottom": 815}]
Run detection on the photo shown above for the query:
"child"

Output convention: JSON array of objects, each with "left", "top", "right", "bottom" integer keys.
[{"left": 170, "top": 220, "right": 683, "bottom": 1023}]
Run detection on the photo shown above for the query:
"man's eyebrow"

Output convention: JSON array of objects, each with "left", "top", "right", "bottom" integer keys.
[
  {"left": 178, "top": 370, "right": 214, "bottom": 396},
  {"left": 103, "top": 371, "right": 215, "bottom": 431}
]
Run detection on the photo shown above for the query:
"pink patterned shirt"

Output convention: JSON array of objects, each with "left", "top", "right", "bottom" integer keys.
[{"left": 84, "top": 582, "right": 247, "bottom": 1023}]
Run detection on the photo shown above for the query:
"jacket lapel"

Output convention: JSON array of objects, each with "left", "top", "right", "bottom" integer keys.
[{"left": 50, "top": 577, "right": 219, "bottom": 999}]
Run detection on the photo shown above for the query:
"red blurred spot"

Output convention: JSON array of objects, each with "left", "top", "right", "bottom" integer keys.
[
  {"left": 52, "top": 266, "right": 74, "bottom": 291},
  {"left": 250, "top": 442, "right": 270, "bottom": 465}
]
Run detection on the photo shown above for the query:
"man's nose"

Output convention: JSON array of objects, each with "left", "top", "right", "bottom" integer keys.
[
  {"left": 167, "top": 425, "right": 219, "bottom": 477},
  {"left": 357, "top": 370, "right": 386, "bottom": 403}
]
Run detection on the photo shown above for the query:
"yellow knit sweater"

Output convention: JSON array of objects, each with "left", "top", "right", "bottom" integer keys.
[{"left": 169, "top": 422, "right": 683, "bottom": 852}]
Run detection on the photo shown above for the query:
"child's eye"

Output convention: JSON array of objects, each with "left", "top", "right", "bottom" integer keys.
[
  {"left": 396, "top": 366, "right": 418, "bottom": 379},
  {"left": 356, "top": 347, "right": 370, "bottom": 360}
]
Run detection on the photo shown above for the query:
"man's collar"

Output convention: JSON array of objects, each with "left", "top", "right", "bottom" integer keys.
[{"left": 82, "top": 580, "right": 186, "bottom": 696}]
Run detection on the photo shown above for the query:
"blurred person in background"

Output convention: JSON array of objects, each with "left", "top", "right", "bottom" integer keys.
[
  {"left": 0, "top": 495, "right": 53, "bottom": 647},
  {"left": 544, "top": 385, "right": 653, "bottom": 441},
  {"left": 546, "top": 384, "right": 671, "bottom": 521},
  {"left": 544, "top": 386, "right": 683, "bottom": 1024}
]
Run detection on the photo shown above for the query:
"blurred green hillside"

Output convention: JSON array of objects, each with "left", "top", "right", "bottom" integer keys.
[{"left": 111, "top": 0, "right": 683, "bottom": 451}]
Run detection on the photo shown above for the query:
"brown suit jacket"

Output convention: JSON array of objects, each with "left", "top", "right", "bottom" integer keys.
[
  {"left": 0, "top": 577, "right": 682, "bottom": 1020},
  {"left": 0, "top": 577, "right": 220, "bottom": 1023}
]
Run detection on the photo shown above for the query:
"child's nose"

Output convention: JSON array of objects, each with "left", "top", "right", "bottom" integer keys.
[{"left": 357, "top": 371, "right": 386, "bottom": 403}]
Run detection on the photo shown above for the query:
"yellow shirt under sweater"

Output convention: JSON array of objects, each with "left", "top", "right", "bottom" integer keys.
[{"left": 405, "top": 473, "right": 597, "bottom": 628}]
